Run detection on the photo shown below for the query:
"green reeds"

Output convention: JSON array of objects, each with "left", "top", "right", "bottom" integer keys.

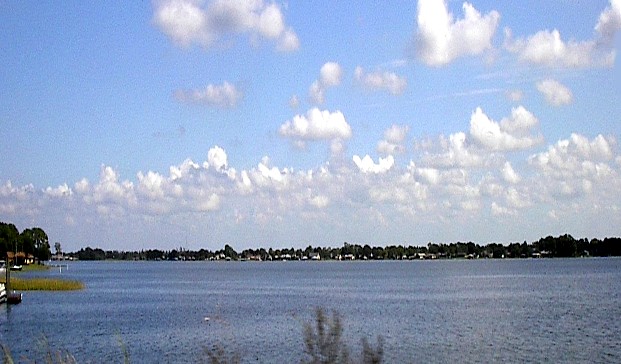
[{"left": 8, "top": 278, "right": 84, "bottom": 291}]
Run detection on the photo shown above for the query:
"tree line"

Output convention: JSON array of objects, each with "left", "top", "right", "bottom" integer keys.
[
  {"left": 0, "top": 222, "right": 52, "bottom": 262},
  {"left": 69, "top": 234, "right": 621, "bottom": 261}
]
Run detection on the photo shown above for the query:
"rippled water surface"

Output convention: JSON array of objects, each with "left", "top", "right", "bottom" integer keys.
[{"left": 1, "top": 258, "right": 620, "bottom": 363}]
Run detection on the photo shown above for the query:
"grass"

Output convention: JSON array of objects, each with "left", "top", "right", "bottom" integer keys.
[
  {"left": 7, "top": 278, "right": 84, "bottom": 291},
  {"left": 21, "top": 264, "right": 51, "bottom": 272}
]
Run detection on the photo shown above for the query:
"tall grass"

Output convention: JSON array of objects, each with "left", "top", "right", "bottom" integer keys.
[{"left": 9, "top": 278, "right": 84, "bottom": 291}]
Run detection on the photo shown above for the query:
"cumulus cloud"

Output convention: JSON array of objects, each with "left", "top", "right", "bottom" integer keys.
[
  {"left": 207, "top": 145, "right": 228, "bottom": 171},
  {"left": 469, "top": 106, "right": 543, "bottom": 151},
  {"left": 44, "top": 183, "right": 73, "bottom": 198},
  {"left": 309, "top": 62, "right": 343, "bottom": 104},
  {"left": 288, "top": 95, "right": 299, "bottom": 109},
  {"left": 353, "top": 155, "right": 395, "bottom": 174},
  {"left": 279, "top": 108, "right": 352, "bottom": 142},
  {"left": 153, "top": 0, "right": 299, "bottom": 52},
  {"left": 595, "top": 0, "right": 621, "bottom": 43},
  {"left": 504, "top": 1, "right": 621, "bottom": 68},
  {"left": 528, "top": 133, "right": 614, "bottom": 179},
  {"left": 354, "top": 66, "right": 407, "bottom": 95},
  {"left": 506, "top": 89, "right": 523, "bottom": 102},
  {"left": 536, "top": 79, "right": 573, "bottom": 106},
  {"left": 421, "top": 132, "right": 485, "bottom": 168},
  {"left": 175, "top": 82, "right": 242, "bottom": 108},
  {"left": 377, "top": 125, "right": 409, "bottom": 155},
  {"left": 415, "top": 0, "right": 500, "bottom": 66},
  {"left": 2, "top": 133, "right": 621, "bottom": 251},
  {"left": 501, "top": 161, "right": 521, "bottom": 184}
]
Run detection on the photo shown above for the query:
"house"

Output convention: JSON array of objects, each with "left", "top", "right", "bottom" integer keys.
[{"left": 6, "top": 252, "right": 34, "bottom": 266}]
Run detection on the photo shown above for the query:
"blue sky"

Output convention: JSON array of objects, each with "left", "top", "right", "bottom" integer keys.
[{"left": 1, "top": 0, "right": 620, "bottom": 252}]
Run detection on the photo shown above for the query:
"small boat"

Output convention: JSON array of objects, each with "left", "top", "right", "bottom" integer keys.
[{"left": 10, "top": 265, "right": 22, "bottom": 271}]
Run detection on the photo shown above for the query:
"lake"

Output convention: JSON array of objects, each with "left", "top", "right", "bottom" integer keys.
[{"left": 0, "top": 258, "right": 620, "bottom": 363}]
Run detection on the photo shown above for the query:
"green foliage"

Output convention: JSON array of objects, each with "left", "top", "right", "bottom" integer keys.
[
  {"left": 302, "top": 308, "right": 350, "bottom": 364},
  {"left": 0, "top": 223, "right": 51, "bottom": 261},
  {"left": 74, "top": 247, "right": 106, "bottom": 260},
  {"left": 0, "top": 222, "right": 19, "bottom": 257},
  {"left": 300, "top": 308, "right": 384, "bottom": 364}
]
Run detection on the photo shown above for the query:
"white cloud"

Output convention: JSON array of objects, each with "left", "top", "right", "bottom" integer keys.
[
  {"left": 529, "top": 133, "right": 615, "bottom": 179},
  {"left": 319, "top": 62, "right": 342, "bottom": 87},
  {"left": 207, "top": 145, "right": 228, "bottom": 171},
  {"left": 2, "top": 133, "right": 621, "bottom": 251},
  {"left": 309, "top": 62, "right": 343, "bottom": 104},
  {"left": 501, "top": 161, "right": 521, "bottom": 184},
  {"left": 595, "top": 0, "right": 621, "bottom": 43},
  {"left": 415, "top": 0, "right": 500, "bottom": 66},
  {"left": 91, "top": 166, "right": 135, "bottom": 206},
  {"left": 504, "top": 1, "right": 621, "bottom": 68},
  {"left": 377, "top": 125, "right": 409, "bottom": 155},
  {"left": 506, "top": 90, "right": 523, "bottom": 102},
  {"left": 153, "top": 0, "right": 210, "bottom": 47},
  {"left": 309, "top": 195, "right": 329, "bottom": 208},
  {"left": 504, "top": 28, "right": 611, "bottom": 68},
  {"left": 175, "top": 81, "right": 242, "bottom": 108},
  {"left": 170, "top": 159, "right": 200, "bottom": 181},
  {"left": 153, "top": 0, "right": 299, "bottom": 52},
  {"left": 288, "top": 95, "right": 299, "bottom": 109},
  {"left": 536, "top": 79, "right": 573, "bottom": 106},
  {"left": 44, "top": 183, "right": 73, "bottom": 198},
  {"left": 469, "top": 106, "right": 543, "bottom": 151},
  {"left": 137, "top": 171, "right": 165, "bottom": 200},
  {"left": 491, "top": 202, "right": 516, "bottom": 217},
  {"left": 353, "top": 155, "right": 395, "bottom": 174},
  {"left": 279, "top": 108, "right": 352, "bottom": 142},
  {"left": 421, "top": 132, "right": 485, "bottom": 168},
  {"left": 308, "top": 81, "right": 325, "bottom": 105},
  {"left": 417, "top": 167, "right": 441, "bottom": 185},
  {"left": 354, "top": 66, "right": 407, "bottom": 95},
  {"left": 276, "top": 28, "right": 300, "bottom": 52}
]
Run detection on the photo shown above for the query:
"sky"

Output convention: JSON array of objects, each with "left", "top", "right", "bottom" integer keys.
[{"left": 1, "top": 0, "right": 621, "bottom": 252}]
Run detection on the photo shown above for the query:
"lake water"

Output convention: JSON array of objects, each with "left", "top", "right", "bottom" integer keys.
[{"left": 0, "top": 258, "right": 620, "bottom": 363}]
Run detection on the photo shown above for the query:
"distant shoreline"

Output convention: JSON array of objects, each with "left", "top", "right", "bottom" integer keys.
[{"left": 64, "top": 234, "right": 620, "bottom": 262}]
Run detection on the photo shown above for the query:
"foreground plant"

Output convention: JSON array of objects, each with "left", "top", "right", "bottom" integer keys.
[
  {"left": 301, "top": 308, "right": 383, "bottom": 364},
  {"left": 2, "top": 308, "right": 383, "bottom": 363}
]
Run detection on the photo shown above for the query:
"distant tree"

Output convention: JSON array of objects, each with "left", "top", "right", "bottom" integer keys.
[
  {"left": 362, "top": 245, "right": 372, "bottom": 259},
  {"left": 556, "top": 234, "right": 577, "bottom": 257},
  {"left": 55, "top": 242, "right": 62, "bottom": 256},
  {"left": 75, "top": 247, "right": 106, "bottom": 260},
  {"left": 223, "top": 244, "right": 238, "bottom": 259}
]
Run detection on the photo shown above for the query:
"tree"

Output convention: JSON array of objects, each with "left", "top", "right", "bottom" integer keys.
[
  {"left": 223, "top": 244, "right": 238, "bottom": 260},
  {"left": 0, "top": 222, "right": 19, "bottom": 256},
  {"left": 32, "top": 227, "right": 50, "bottom": 262},
  {"left": 55, "top": 242, "right": 62, "bottom": 256}
]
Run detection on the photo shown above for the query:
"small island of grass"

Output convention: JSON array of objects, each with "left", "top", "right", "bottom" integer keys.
[{"left": 8, "top": 277, "right": 84, "bottom": 291}]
